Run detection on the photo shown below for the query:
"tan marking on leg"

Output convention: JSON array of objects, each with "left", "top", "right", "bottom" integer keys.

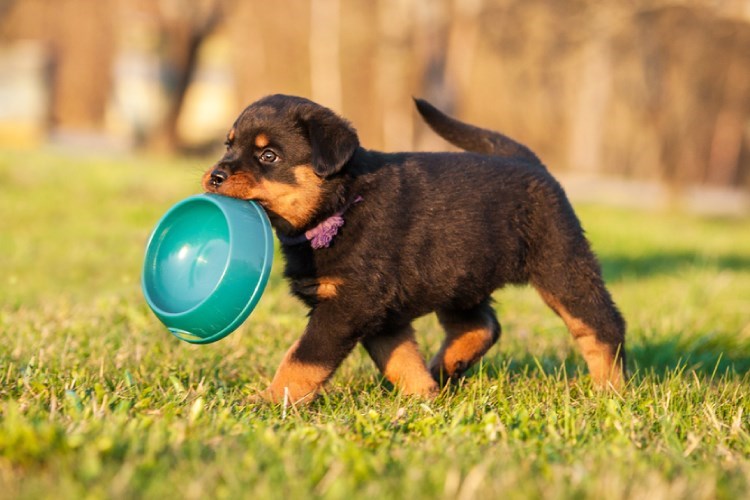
[
  {"left": 536, "top": 289, "right": 624, "bottom": 389},
  {"left": 363, "top": 327, "right": 438, "bottom": 397},
  {"left": 316, "top": 277, "right": 342, "bottom": 299},
  {"left": 295, "top": 277, "right": 343, "bottom": 300},
  {"left": 263, "top": 340, "right": 332, "bottom": 404},
  {"left": 254, "top": 133, "right": 269, "bottom": 148},
  {"left": 429, "top": 322, "right": 496, "bottom": 382},
  {"left": 574, "top": 334, "right": 622, "bottom": 388}
]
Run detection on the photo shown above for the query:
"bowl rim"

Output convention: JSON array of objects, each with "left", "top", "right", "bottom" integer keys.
[
  {"left": 142, "top": 194, "right": 229, "bottom": 317},
  {"left": 141, "top": 194, "right": 274, "bottom": 332}
]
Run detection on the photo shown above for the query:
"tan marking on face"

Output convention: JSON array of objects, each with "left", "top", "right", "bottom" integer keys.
[
  {"left": 258, "top": 165, "right": 324, "bottom": 229},
  {"left": 363, "top": 327, "right": 438, "bottom": 397},
  {"left": 254, "top": 133, "right": 269, "bottom": 149},
  {"left": 202, "top": 169, "right": 261, "bottom": 199},
  {"left": 228, "top": 128, "right": 235, "bottom": 142},
  {"left": 264, "top": 340, "right": 332, "bottom": 404},
  {"left": 536, "top": 289, "right": 624, "bottom": 389},
  {"left": 202, "top": 164, "right": 324, "bottom": 230}
]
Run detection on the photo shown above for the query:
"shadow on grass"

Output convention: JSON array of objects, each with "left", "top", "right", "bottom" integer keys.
[
  {"left": 480, "top": 335, "right": 750, "bottom": 383},
  {"left": 626, "top": 336, "right": 750, "bottom": 378},
  {"left": 600, "top": 251, "right": 750, "bottom": 282}
]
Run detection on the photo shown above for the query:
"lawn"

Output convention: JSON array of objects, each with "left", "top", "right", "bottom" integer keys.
[{"left": 1, "top": 148, "right": 749, "bottom": 499}]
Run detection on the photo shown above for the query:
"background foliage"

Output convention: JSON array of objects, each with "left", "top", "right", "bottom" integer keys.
[{"left": 1, "top": 0, "right": 750, "bottom": 191}]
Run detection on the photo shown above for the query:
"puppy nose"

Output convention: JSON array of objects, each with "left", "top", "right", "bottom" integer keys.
[{"left": 210, "top": 169, "right": 228, "bottom": 187}]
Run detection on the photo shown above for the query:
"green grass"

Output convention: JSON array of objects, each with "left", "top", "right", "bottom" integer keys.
[{"left": 1, "top": 148, "right": 749, "bottom": 499}]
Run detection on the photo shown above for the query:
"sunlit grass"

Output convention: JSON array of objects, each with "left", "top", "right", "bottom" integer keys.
[{"left": 1, "top": 148, "right": 749, "bottom": 498}]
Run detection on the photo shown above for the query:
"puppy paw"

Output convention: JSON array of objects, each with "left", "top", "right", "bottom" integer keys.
[
  {"left": 398, "top": 378, "right": 440, "bottom": 399},
  {"left": 249, "top": 385, "right": 318, "bottom": 406},
  {"left": 429, "top": 360, "right": 466, "bottom": 385},
  {"left": 246, "top": 389, "right": 273, "bottom": 405}
]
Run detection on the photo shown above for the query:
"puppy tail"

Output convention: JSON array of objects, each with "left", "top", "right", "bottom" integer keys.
[{"left": 414, "top": 98, "right": 540, "bottom": 164}]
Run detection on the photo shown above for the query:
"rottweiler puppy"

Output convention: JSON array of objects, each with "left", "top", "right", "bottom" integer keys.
[{"left": 203, "top": 94, "right": 626, "bottom": 404}]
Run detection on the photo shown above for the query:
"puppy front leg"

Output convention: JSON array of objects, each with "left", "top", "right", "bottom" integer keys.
[
  {"left": 261, "top": 312, "right": 359, "bottom": 404},
  {"left": 261, "top": 340, "right": 330, "bottom": 404},
  {"left": 362, "top": 325, "right": 438, "bottom": 397}
]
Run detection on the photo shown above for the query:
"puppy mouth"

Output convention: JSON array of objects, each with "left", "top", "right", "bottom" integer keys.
[
  {"left": 200, "top": 163, "right": 324, "bottom": 232},
  {"left": 202, "top": 168, "right": 265, "bottom": 203}
]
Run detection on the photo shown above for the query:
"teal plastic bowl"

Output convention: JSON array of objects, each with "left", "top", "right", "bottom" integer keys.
[{"left": 142, "top": 194, "right": 274, "bottom": 344}]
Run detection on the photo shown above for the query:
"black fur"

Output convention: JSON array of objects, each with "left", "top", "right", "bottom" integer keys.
[{"left": 203, "top": 94, "right": 626, "bottom": 402}]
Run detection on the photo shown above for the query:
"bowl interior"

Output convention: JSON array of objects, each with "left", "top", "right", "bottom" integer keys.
[{"left": 144, "top": 199, "right": 230, "bottom": 314}]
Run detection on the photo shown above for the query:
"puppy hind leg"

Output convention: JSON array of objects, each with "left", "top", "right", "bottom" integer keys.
[
  {"left": 362, "top": 325, "right": 439, "bottom": 397},
  {"left": 533, "top": 280, "right": 626, "bottom": 390},
  {"left": 430, "top": 300, "right": 501, "bottom": 384}
]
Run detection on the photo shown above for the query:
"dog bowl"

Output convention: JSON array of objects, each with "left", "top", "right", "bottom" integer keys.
[{"left": 142, "top": 193, "right": 274, "bottom": 344}]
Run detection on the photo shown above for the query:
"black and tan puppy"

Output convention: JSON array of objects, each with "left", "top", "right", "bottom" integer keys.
[{"left": 203, "top": 94, "right": 626, "bottom": 403}]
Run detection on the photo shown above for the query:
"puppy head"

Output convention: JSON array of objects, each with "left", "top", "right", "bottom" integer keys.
[{"left": 203, "top": 95, "right": 359, "bottom": 232}]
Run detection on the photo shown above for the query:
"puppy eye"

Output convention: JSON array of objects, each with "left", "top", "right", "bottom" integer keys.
[{"left": 259, "top": 149, "right": 278, "bottom": 163}]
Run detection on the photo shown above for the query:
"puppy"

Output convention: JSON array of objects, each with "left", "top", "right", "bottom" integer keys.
[{"left": 203, "top": 95, "right": 626, "bottom": 403}]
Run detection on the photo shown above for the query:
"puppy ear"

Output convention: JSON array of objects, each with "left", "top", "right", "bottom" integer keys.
[{"left": 304, "top": 108, "right": 359, "bottom": 178}]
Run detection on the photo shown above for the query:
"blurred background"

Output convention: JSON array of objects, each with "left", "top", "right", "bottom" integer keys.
[{"left": 1, "top": 0, "right": 749, "bottom": 212}]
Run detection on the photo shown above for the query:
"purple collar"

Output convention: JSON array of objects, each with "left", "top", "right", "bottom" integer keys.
[{"left": 277, "top": 196, "right": 363, "bottom": 249}]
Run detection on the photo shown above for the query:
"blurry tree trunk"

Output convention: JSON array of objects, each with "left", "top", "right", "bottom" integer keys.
[
  {"left": 413, "top": 0, "right": 450, "bottom": 150},
  {"left": 414, "top": 0, "right": 449, "bottom": 104},
  {"left": 147, "top": 0, "right": 222, "bottom": 152},
  {"left": 414, "top": 0, "right": 482, "bottom": 151},
  {"left": 310, "top": 0, "right": 342, "bottom": 112},
  {"left": 707, "top": 44, "right": 749, "bottom": 185},
  {"left": 444, "top": 0, "right": 482, "bottom": 107},
  {"left": 223, "top": 0, "right": 267, "bottom": 106},
  {"left": 0, "top": 0, "right": 17, "bottom": 21},
  {"left": 49, "top": 0, "right": 115, "bottom": 132},
  {"left": 637, "top": 6, "right": 750, "bottom": 191},
  {"left": 568, "top": 10, "right": 611, "bottom": 174},
  {"left": 377, "top": 0, "right": 414, "bottom": 151},
  {"left": 225, "top": 0, "right": 311, "bottom": 106}
]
